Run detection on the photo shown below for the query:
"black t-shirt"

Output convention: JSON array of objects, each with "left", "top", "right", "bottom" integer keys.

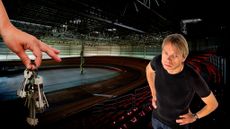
[{"left": 150, "top": 55, "right": 210, "bottom": 128}]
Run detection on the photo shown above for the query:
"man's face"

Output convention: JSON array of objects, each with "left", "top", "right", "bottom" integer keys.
[{"left": 161, "top": 42, "right": 185, "bottom": 72}]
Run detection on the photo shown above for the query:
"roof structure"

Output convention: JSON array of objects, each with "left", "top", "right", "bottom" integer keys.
[{"left": 3, "top": 0, "right": 229, "bottom": 37}]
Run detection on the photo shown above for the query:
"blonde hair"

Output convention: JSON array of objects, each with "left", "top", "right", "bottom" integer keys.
[{"left": 162, "top": 33, "right": 189, "bottom": 59}]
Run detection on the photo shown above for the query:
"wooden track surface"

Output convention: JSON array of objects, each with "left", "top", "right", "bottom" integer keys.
[{"left": 1, "top": 56, "right": 150, "bottom": 128}]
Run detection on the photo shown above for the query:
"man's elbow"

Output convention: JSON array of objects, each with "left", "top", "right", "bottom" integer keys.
[
  {"left": 210, "top": 96, "right": 219, "bottom": 112},
  {"left": 213, "top": 99, "right": 219, "bottom": 111},
  {"left": 212, "top": 92, "right": 219, "bottom": 111}
]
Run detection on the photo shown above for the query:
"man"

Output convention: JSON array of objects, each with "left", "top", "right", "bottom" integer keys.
[
  {"left": 146, "top": 33, "right": 218, "bottom": 129},
  {"left": 0, "top": 0, "right": 61, "bottom": 69}
]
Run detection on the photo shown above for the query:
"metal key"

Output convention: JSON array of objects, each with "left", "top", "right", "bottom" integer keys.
[
  {"left": 35, "top": 76, "right": 43, "bottom": 108},
  {"left": 18, "top": 68, "right": 49, "bottom": 126},
  {"left": 26, "top": 97, "right": 38, "bottom": 126},
  {"left": 34, "top": 76, "right": 49, "bottom": 110},
  {"left": 17, "top": 69, "right": 33, "bottom": 98},
  {"left": 26, "top": 73, "right": 39, "bottom": 126}
]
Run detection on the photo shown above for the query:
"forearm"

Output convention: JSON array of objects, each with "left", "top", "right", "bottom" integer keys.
[
  {"left": 146, "top": 63, "right": 156, "bottom": 97},
  {"left": 0, "top": 0, "right": 12, "bottom": 35},
  {"left": 195, "top": 92, "right": 218, "bottom": 119}
]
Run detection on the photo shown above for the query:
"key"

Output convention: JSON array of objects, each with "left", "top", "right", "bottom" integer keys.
[
  {"left": 25, "top": 70, "right": 39, "bottom": 126},
  {"left": 34, "top": 76, "right": 44, "bottom": 109},
  {"left": 34, "top": 76, "right": 49, "bottom": 111},
  {"left": 17, "top": 69, "right": 33, "bottom": 98},
  {"left": 17, "top": 68, "right": 49, "bottom": 126},
  {"left": 26, "top": 98, "right": 38, "bottom": 126},
  {"left": 25, "top": 88, "right": 34, "bottom": 108},
  {"left": 42, "top": 91, "right": 49, "bottom": 108}
]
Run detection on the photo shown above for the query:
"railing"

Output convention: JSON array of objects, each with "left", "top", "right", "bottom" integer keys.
[{"left": 0, "top": 41, "right": 160, "bottom": 61}]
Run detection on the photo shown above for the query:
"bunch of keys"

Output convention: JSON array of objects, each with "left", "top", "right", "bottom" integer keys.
[{"left": 17, "top": 68, "right": 49, "bottom": 126}]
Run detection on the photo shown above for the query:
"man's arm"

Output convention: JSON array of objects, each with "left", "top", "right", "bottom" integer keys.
[
  {"left": 176, "top": 91, "right": 218, "bottom": 125},
  {"left": 146, "top": 63, "right": 157, "bottom": 109},
  {"left": 195, "top": 91, "right": 218, "bottom": 119}
]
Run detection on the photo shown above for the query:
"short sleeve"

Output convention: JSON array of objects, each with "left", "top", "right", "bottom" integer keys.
[
  {"left": 150, "top": 55, "right": 161, "bottom": 71},
  {"left": 191, "top": 68, "right": 211, "bottom": 98}
]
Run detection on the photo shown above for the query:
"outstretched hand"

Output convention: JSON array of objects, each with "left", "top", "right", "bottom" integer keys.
[{"left": 1, "top": 24, "right": 62, "bottom": 69}]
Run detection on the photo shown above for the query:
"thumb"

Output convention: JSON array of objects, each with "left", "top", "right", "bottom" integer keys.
[{"left": 16, "top": 51, "right": 32, "bottom": 69}]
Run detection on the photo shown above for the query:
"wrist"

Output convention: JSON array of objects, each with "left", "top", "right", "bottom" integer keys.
[
  {"left": 193, "top": 113, "right": 199, "bottom": 120},
  {"left": 152, "top": 95, "right": 156, "bottom": 99},
  {"left": 0, "top": 22, "right": 13, "bottom": 37}
]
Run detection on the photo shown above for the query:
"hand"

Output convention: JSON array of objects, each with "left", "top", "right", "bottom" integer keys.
[
  {"left": 152, "top": 96, "right": 157, "bottom": 109},
  {"left": 1, "top": 24, "right": 62, "bottom": 69},
  {"left": 176, "top": 112, "right": 196, "bottom": 125}
]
